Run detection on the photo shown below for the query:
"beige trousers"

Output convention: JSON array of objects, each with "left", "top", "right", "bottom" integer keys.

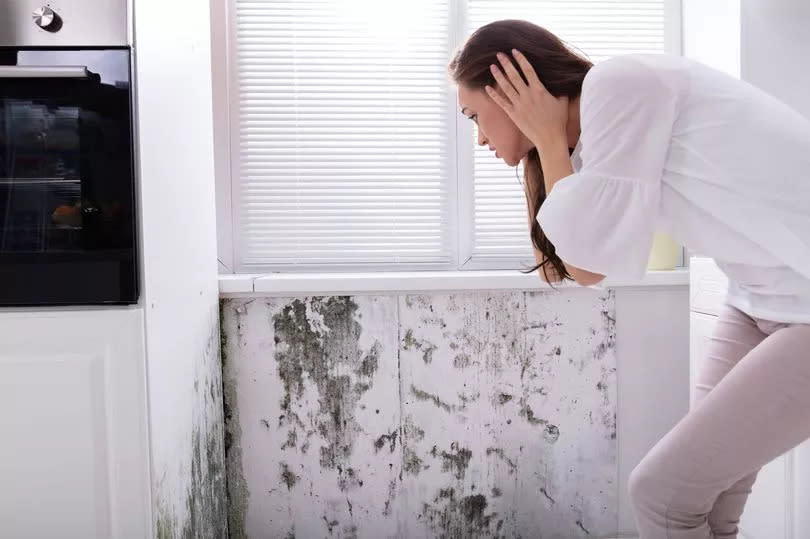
[{"left": 628, "top": 303, "right": 810, "bottom": 538}]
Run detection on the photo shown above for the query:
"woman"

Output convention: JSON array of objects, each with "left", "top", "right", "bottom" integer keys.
[{"left": 448, "top": 19, "right": 810, "bottom": 539}]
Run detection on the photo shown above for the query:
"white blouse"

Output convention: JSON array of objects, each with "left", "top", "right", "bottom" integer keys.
[{"left": 537, "top": 53, "right": 810, "bottom": 324}]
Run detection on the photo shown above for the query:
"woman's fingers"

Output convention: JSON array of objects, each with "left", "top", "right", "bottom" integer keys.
[
  {"left": 511, "top": 49, "right": 547, "bottom": 93},
  {"left": 489, "top": 63, "right": 519, "bottom": 103},
  {"left": 496, "top": 51, "right": 528, "bottom": 93}
]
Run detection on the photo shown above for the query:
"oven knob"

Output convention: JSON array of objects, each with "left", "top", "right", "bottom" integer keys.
[{"left": 32, "top": 7, "right": 61, "bottom": 31}]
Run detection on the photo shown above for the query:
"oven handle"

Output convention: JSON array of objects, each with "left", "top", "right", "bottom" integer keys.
[{"left": 0, "top": 66, "right": 90, "bottom": 78}]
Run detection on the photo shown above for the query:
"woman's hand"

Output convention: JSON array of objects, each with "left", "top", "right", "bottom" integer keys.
[{"left": 486, "top": 49, "right": 569, "bottom": 150}]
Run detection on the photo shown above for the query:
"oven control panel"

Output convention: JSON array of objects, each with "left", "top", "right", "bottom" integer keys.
[{"left": 0, "top": 1, "right": 128, "bottom": 47}]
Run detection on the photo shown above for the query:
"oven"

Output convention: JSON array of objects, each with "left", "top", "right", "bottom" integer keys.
[{"left": 0, "top": 1, "right": 137, "bottom": 305}]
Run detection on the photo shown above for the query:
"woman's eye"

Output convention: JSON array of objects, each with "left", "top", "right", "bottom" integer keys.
[{"left": 469, "top": 114, "right": 478, "bottom": 124}]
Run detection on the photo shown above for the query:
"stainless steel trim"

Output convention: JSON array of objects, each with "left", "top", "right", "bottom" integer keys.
[
  {"left": 0, "top": 0, "right": 128, "bottom": 47},
  {"left": 0, "top": 66, "right": 90, "bottom": 79}
]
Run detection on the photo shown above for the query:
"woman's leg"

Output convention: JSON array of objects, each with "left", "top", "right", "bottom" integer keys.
[
  {"left": 693, "top": 305, "right": 767, "bottom": 538},
  {"left": 628, "top": 306, "right": 810, "bottom": 538}
]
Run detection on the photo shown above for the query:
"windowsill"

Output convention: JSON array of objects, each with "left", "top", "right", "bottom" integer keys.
[{"left": 219, "top": 268, "right": 689, "bottom": 296}]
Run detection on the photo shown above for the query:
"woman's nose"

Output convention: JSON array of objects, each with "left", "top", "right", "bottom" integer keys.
[{"left": 477, "top": 129, "right": 487, "bottom": 147}]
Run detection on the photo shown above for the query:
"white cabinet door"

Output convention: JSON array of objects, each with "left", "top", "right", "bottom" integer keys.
[{"left": 0, "top": 309, "right": 151, "bottom": 539}]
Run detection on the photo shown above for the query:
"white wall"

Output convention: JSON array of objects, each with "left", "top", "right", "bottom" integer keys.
[
  {"left": 741, "top": 0, "right": 810, "bottom": 118},
  {"left": 682, "top": 0, "right": 740, "bottom": 77},
  {"left": 133, "top": 0, "right": 227, "bottom": 534}
]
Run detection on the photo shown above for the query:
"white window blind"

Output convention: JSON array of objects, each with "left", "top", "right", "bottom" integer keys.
[
  {"left": 464, "top": 0, "right": 669, "bottom": 266},
  {"left": 232, "top": 0, "right": 455, "bottom": 271}
]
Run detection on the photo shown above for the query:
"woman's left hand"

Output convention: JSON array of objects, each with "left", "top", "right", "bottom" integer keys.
[{"left": 487, "top": 49, "right": 569, "bottom": 149}]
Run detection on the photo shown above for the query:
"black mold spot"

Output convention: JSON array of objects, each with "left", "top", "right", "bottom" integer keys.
[
  {"left": 486, "top": 447, "right": 517, "bottom": 473},
  {"left": 410, "top": 385, "right": 459, "bottom": 413},
  {"left": 322, "top": 516, "right": 339, "bottom": 534},
  {"left": 383, "top": 479, "right": 398, "bottom": 516},
  {"left": 491, "top": 487, "right": 502, "bottom": 497},
  {"left": 438, "top": 442, "right": 472, "bottom": 480},
  {"left": 280, "top": 462, "right": 299, "bottom": 490},
  {"left": 281, "top": 429, "right": 297, "bottom": 450},
  {"left": 374, "top": 431, "right": 398, "bottom": 453},
  {"left": 403, "top": 448, "right": 424, "bottom": 475},
  {"left": 540, "top": 487, "right": 555, "bottom": 505},
  {"left": 497, "top": 393, "right": 513, "bottom": 405},
  {"left": 453, "top": 353, "right": 473, "bottom": 369},
  {"left": 519, "top": 403, "right": 547, "bottom": 426},
  {"left": 336, "top": 466, "right": 363, "bottom": 492},
  {"left": 403, "top": 416, "right": 426, "bottom": 442},
  {"left": 421, "top": 489, "right": 495, "bottom": 537},
  {"left": 576, "top": 519, "right": 591, "bottom": 535},
  {"left": 402, "top": 329, "right": 439, "bottom": 364},
  {"left": 460, "top": 494, "right": 489, "bottom": 526}
]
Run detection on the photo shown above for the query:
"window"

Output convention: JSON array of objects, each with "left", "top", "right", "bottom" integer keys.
[{"left": 219, "top": 0, "right": 679, "bottom": 273}]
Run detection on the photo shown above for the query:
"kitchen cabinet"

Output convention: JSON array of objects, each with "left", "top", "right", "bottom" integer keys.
[{"left": 0, "top": 308, "right": 151, "bottom": 538}]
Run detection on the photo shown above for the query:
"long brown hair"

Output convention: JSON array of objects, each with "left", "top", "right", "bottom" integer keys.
[{"left": 448, "top": 20, "right": 592, "bottom": 283}]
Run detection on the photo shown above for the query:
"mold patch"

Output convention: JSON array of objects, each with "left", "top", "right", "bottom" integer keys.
[{"left": 271, "top": 297, "right": 382, "bottom": 485}]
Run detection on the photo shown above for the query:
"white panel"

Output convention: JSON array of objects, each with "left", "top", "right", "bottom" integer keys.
[
  {"left": 0, "top": 309, "right": 150, "bottom": 539},
  {"left": 0, "top": 354, "right": 110, "bottom": 538},
  {"left": 614, "top": 286, "right": 690, "bottom": 534}
]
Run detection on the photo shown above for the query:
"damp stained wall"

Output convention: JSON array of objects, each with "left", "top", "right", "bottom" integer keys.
[
  {"left": 221, "top": 288, "right": 619, "bottom": 538},
  {"left": 133, "top": 0, "right": 228, "bottom": 534}
]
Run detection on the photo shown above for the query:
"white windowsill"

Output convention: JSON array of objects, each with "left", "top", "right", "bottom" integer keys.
[{"left": 219, "top": 268, "right": 689, "bottom": 296}]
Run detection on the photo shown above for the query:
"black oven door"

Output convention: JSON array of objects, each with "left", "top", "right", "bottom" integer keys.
[{"left": 0, "top": 49, "right": 137, "bottom": 306}]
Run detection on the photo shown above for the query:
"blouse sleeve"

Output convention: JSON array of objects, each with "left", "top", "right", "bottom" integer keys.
[{"left": 536, "top": 56, "right": 679, "bottom": 282}]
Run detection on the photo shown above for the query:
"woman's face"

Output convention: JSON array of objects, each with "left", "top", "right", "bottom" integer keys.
[{"left": 457, "top": 84, "right": 534, "bottom": 167}]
